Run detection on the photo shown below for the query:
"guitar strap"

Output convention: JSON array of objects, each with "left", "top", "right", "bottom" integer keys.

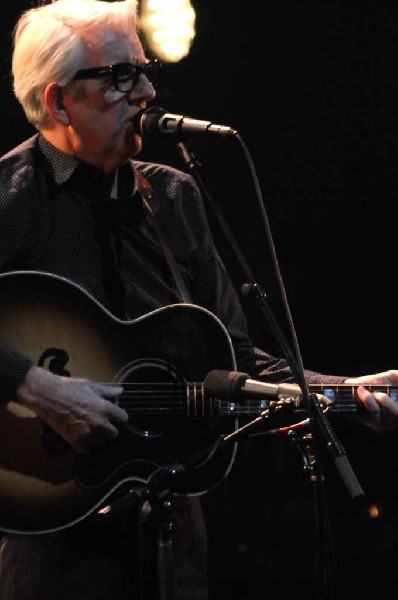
[{"left": 136, "top": 171, "right": 192, "bottom": 304}]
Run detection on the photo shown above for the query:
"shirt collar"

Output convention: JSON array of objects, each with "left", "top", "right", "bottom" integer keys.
[
  {"left": 37, "top": 134, "right": 139, "bottom": 198},
  {"left": 38, "top": 134, "right": 79, "bottom": 186}
]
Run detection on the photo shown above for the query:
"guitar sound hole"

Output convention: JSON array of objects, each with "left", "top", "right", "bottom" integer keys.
[{"left": 115, "top": 358, "right": 186, "bottom": 439}]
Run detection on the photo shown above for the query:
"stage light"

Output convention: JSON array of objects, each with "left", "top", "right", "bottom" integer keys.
[{"left": 139, "top": 0, "right": 196, "bottom": 63}]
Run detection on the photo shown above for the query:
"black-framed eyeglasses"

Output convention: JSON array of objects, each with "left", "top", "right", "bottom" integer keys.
[{"left": 71, "top": 59, "right": 161, "bottom": 92}]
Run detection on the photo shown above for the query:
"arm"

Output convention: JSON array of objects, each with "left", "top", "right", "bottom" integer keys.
[
  {"left": 144, "top": 165, "right": 398, "bottom": 432},
  {"left": 250, "top": 345, "right": 398, "bottom": 431}
]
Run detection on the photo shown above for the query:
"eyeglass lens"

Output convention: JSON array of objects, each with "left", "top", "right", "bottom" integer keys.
[{"left": 116, "top": 62, "right": 159, "bottom": 92}]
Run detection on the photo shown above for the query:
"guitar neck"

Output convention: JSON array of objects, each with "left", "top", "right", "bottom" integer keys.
[
  {"left": 308, "top": 382, "right": 398, "bottom": 413},
  {"left": 117, "top": 382, "right": 398, "bottom": 418}
]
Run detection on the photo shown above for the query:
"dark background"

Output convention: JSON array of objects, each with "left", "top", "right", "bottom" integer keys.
[{"left": 2, "top": 1, "right": 398, "bottom": 597}]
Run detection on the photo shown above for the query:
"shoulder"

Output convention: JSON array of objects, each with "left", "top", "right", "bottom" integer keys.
[
  {"left": 0, "top": 135, "right": 41, "bottom": 221},
  {"left": 133, "top": 159, "right": 201, "bottom": 210},
  {"left": 0, "top": 135, "right": 38, "bottom": 165},
  {"left": 0, "top": 135, "right": 39, "bottom": 187},
  {"left": 131, "top": 159, "right": 211, "bottom": 240},
  {"left": 134, "top": 159, "right": 196, "bottom": 190}
]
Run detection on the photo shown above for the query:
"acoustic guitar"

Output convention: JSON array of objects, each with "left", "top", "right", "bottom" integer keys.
[{"left": 0, "top": 271, "right": 390, "bottom": 534}]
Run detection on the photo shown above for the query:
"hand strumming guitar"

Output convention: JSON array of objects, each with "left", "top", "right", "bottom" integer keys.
[{"left": 16, "top": 365, "right": 128, "bottom": 454}]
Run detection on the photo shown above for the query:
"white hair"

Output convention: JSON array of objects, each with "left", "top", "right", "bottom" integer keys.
[{"left": 12, "top": 0, "right": 140, "bottom": 128}]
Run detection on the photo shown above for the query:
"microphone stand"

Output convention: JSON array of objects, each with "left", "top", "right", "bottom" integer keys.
[
  {"left": 143, "top": 465, "right": 186, "bottom": 600},
  {"left": 133, "top": 438, "right": 241, "bottom": 600},
  {"left": 127, "top": 463, "right": 188, "bottom": 600},
  {"left": 175, "top": 137, "right": 364, "bottom": 600}
]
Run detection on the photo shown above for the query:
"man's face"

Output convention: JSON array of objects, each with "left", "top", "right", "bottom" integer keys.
[{"left": 60, "top": 31, "right": 156, "bottom": 172}]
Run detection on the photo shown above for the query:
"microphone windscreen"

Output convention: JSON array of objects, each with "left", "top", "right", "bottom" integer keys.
[
  {"left": 134, "top": 106, "right": 165, "bottom": 138},
  {"left": 203, "top": 370, "right": 249, "bottom": 400}
]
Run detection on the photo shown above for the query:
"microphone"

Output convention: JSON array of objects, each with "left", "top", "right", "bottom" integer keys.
[
  {"left": 203, "top": 370, "right": 302, "bottom": 401},
  {"left": 133, "top": 106, "right": 238, "bottom": 140}
]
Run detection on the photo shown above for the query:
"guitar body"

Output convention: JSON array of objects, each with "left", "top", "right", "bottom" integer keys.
[{"left": 0, "top": 270, "right": 237, "bottom": 534}]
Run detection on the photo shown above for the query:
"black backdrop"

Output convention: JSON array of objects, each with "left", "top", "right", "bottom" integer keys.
[{"left": 2, "top": 1, "right": 398, "bottom": 597}]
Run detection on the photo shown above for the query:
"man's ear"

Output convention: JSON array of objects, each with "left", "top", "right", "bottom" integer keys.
[{"left": 43, "top": 82, "right": 70, "bottom": 125}]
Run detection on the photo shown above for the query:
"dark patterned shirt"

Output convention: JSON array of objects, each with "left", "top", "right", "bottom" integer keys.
[{"left": 0, "top": 134, "right": 343, "bottom": 401}]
